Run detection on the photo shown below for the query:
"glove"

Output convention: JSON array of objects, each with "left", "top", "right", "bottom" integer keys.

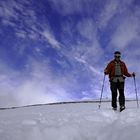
[
  {"left": 104, "top": 69, "right": 108, "bottom": 75},
  {"left": 131, "top": 72, "right": 135, "bottom": 77}
]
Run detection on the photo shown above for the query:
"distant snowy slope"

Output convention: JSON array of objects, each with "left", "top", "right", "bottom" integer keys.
[{"left": 0, "top": 101, "right": 140, "bottom": 140}]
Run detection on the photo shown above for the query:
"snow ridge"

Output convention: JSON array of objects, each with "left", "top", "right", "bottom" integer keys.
[{"left": 0, "top": 99, "right": 137, "bottom": 110}]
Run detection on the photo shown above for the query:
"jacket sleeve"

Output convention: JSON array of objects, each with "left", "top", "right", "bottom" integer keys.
[
  {"left": 123, "top": 63, "right": 131, "bottom": 77},
  {"left": 104, "top": 62, "right": 112, "bottom": 75}
]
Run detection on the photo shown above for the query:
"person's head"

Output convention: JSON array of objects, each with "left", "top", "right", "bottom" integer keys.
[{"left": 114, "top": 51, "right": 121, "bottom": 61}]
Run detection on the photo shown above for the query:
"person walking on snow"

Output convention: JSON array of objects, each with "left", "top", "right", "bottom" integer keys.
[{"left": 104, "top": 51, "right": 135, "bottom": 111}]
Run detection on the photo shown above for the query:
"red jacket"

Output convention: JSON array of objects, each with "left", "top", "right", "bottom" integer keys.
[{"left": 104, "top": 60, "right": 131, "bottom": 81}]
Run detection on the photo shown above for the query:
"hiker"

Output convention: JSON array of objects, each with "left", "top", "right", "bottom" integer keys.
[{"left": 104, "top": 51, "right": 135, "bottom": 111}]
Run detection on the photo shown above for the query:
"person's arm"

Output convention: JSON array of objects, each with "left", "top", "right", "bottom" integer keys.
[
  {"left": 104, "top": 62, "right": 112, "bottom": 75},
  {"left": 123, "top": 63, "right": 135, "bottom": 77}
]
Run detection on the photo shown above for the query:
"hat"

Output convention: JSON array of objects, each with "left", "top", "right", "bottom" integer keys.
[{"left": 114, "top": 51, "right": 121, "bottom": 54}]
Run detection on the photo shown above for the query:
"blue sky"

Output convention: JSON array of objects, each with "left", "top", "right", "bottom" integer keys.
[{"left": 0, "top": 0, "right": 140, "bottom": 107}]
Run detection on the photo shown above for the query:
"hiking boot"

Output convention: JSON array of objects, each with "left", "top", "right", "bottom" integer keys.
[
  {"left": 112, "top": 107, "right": 117, "bottom": 111},
  {"left": 120, "top": 105, "right": 125, "bottom": 112}
]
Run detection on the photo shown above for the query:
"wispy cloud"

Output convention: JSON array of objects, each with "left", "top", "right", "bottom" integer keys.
[
  {"left": 99, "top": 0, "right": 119, "bottom": 28},
  {"left": 41, "top": 30, "right": 61, "bottom": 49},
  {"left": 109, "top": 16, "right": 139, "bottom": 50},
  {"left": 0, "top": 0, "right": 140, "bottom": 107},
  {"left": 0, "top": 0, "right": 35, "bottom": 26},
  {"left": 77, "top": 18, "right": 97, "bottom": 40},
  {"left": 74, "top": 18, "right": 104, "bottom": 62},
  {"left": 0, "top": 0, "right": 63, "bottom": 57},
  {"left": 50, "top": 0, "right": 84, "bottom": 15},
  {"left": 104, "top": 0, "right": 140, "bottom": 51},
  {"left": 0, "top": 58, "right": 76, "bottom": 107}
]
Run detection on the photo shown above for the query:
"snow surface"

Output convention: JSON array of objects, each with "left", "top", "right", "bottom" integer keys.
[{"left": 0, "top": 101, "right": 140, "bottom": 140}]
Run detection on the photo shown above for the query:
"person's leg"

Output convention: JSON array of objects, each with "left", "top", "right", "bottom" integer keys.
[
  {"left": 118, "top": 82, "right": 125, "bottom": 107},
  {"left": 110, "top": 82, "right": 118, "bottom": 108}
]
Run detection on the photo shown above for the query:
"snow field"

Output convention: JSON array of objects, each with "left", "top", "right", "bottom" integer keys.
[{"left": 0, "top": 101, "right": 140, "bottom": 140}]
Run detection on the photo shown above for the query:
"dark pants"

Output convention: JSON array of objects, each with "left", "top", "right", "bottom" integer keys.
[{"left": 110, "top": 81, "right": 125, "bottom": 108}]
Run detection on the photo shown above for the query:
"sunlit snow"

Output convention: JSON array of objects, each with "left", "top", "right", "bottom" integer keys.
[{"left": 0, "top": 101, "right": 140, "bottom": 140}]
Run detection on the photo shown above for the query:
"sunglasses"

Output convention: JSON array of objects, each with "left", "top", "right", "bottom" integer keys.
[{"left": 115, "top": 56, "right": 121, "bottom": 58}]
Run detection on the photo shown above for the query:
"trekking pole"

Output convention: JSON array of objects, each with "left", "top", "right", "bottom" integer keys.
[
  {"left": 133, "top": 76, "right": 139, "bottom": 108},
  {"left": 98, "top": 74, "right": 106, "bottom": 109}
]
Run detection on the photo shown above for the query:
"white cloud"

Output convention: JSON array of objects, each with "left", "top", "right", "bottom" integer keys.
[
  {"left": 98, "top": 0, "right": 135, "bottom": 28},
  {"left": 2, "top": 0, "right": 36, "bottom": 21},
  {"left": 0, "top": 1, "right": 16, "bottom": 19},
  {"left": 19, "top": 60, "right": 74, "bottom": 103},
  {"left": 72, "top": 41, "right": 103, "bottom": 65},
  {"left": 74, "top": 57, "right": 102, "bottom": 76},
  {"left": 15, "top": 30, "right": 27, "bottom": 38},
  {"left": 0, "top": 0, "right": 62, "bottom": 52},
  {"left": 70, "top": 18, "right": 104, "bottom": 64},
  {"left": 99, "top": 0, "right": 119, "bottom": 28},
  {"left": 42, "top": 30, "right": 61, "bottom": 49},
  {"left": 0, "top": 58, "right": 77, "bottom": 107},
  {"left": 109, "top": 17, "right": 139, "bottom": 49},
  {"left": 77, "top": 18, "right": 97, "bottom": 40},
  {"left": 88, "top": 65, "right": 102, "bottom": 76},
  {"left": 0, "top": 0, "right": 39, "bottom": 39},
  {"left": 105, "top": 0, "right": 140, "bottom": 51}
]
